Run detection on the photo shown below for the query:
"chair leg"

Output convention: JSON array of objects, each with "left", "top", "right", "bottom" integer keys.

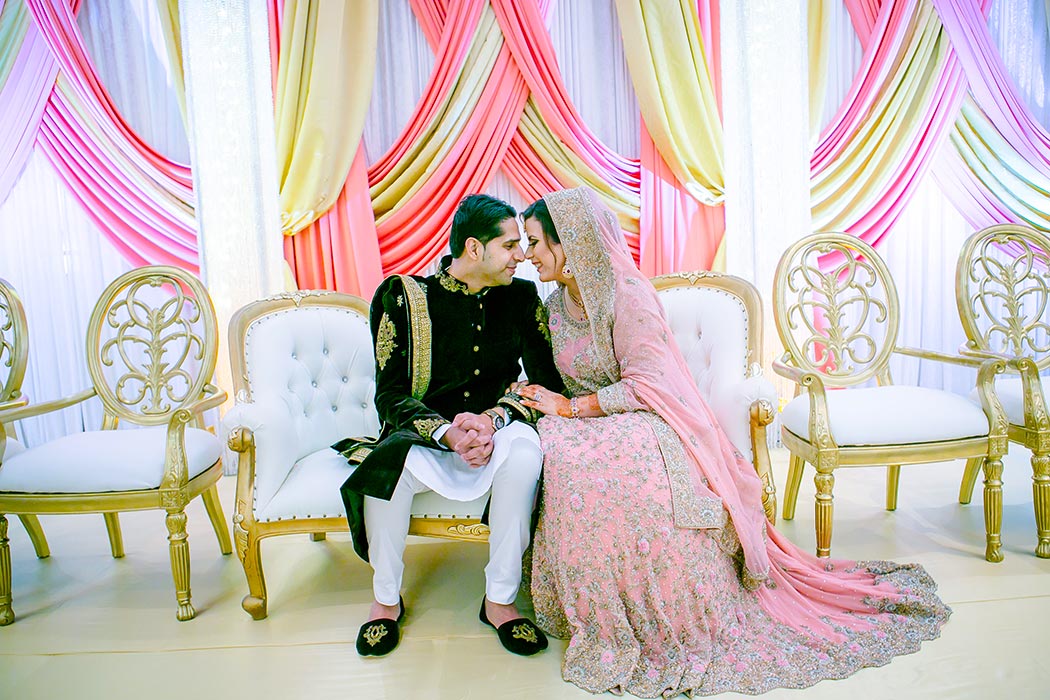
[
  {"left": 310, "top": 532, "right": 327, "bottom": 542},
  {"left": 782, "top": 453, "right": 805, "bottom": 520},
  {"left": 982, "top": 457, "right": 1004, "bottom": 563},
  {"left": 814, "top": 468, "right": 835, "bottom": 558},
  {"left": 959, "top": 457, "right": 982, "bottom": 505},
  {"left": 165, "top": 510, "right": 196, "bottom": 621},
  {"left": 886, "top": 465, "right": 901, "bottom": 511},
  {"left": 237, "top": 530, "right": 268, "bottom": 620},
  {"left": 0, "top": 515, "right": 13, "bottom": 625},
  {"left": 1031, "top": 451, "right": 1050, "bottom": 558},
  {"left": 201, "top": 485, "right": 232, "bottom": 555},
  {"left": 17, "top": 515, "right": 49, "bottom": 559},
  {"left": 103, "top": 513, "right": 125, "bottom": 558}
]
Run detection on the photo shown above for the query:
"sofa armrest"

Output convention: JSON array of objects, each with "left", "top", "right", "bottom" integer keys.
[
  {"left": 707, "top": 374, "right": 778, "bottom": 458},
  {"left": 223, "top": 396, "right": 302, "bottom": 512}
]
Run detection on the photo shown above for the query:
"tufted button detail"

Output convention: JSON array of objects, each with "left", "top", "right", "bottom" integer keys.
[
  {"left": 361, "top": 402, "right": 368, "bottom": 409},
  {"left": 311, "top": 381, "right": 318, "bottom": 387},
  {"left": 332, "top": 406, "right": 338, "bottom": 412},
  {"left": 291, "top": 352, "right": 297, "bottom": 359},
  {"left": 323, "top": 348, "right": 329, "bottom": 355},
  {"left": 342, "top": 376, "right": 348, "bottom": 383}
]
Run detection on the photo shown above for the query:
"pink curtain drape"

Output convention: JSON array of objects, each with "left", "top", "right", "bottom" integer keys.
[{"left": 1, "top": 0, "right": 198, "bottom": 270}]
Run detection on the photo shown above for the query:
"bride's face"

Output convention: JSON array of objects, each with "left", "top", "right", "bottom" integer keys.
[{"left": 524, "top": 216, "right": 567, "bottom": 283}]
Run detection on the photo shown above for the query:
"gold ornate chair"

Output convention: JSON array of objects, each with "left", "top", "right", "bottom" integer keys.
[
  {"left": 956, "top": 224, "right": 1050, "bottom": 558},
  {"left": 773, "top": 233, "right": 1010, "bottom": 561},
  {"left": 652, "top": 271, "right": 779, "bottom": 523},
  {"left": 225, "top": 291, "right": 492, "bottom": 621},
  {"left": 0, "top": 267, "right": 231, "bottom": 624},
  {"left": 0, "top": 279, "right": 50, "bottom": 571}
]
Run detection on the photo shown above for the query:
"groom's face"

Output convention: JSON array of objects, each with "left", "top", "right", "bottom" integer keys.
[{"left": 473, "top": 217, "right": 524, "bottom": 287}]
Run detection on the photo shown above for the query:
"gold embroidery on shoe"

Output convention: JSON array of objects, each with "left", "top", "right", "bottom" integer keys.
[
  {"left": 376, "top": 313, "right": 396, "bottom": 371},
  {"left": 414, "top": 418, "right": 449, "bottom": 441},
  {"left": 363, "top": 623, "right": 388, "bottom": 647},
  {"left": 511, "top": 623, "right": 538, "bottom": 644}
]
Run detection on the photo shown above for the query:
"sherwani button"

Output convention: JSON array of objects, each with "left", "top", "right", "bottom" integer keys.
[
  {"left": 473, "top": 346, "right": 479, "bottom": 352},
  {"left": 474, "top": 369, "right": 480, "bottom": 375},
  {"left": 464, "top": 391, "right": 470, "bottom": 398}
]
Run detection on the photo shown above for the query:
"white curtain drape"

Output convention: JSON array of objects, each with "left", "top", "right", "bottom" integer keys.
[{"left": 0, "top": 0, "right": 189, "bottom": 446}]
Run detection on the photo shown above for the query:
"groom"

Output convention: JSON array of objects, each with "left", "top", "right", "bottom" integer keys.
[{"left": 335, "top": 194, "right": 564, "bottom": 657}]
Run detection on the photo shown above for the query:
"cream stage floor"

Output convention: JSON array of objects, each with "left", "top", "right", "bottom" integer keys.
[{"left": 1, "top": 448, "right": 1048, "bottom": 699}]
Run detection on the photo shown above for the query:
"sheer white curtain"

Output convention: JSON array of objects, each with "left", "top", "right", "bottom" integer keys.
[
  {"left": 0, "top": 0, "right": 188, "bottom": 446},
  {"left": 820, "top": 0, "right": 1050, "bottom": 395}
]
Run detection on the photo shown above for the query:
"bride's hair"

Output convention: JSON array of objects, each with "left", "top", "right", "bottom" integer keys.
[{"left": 521, "top": 198, "right": 560, "bottom": 244}]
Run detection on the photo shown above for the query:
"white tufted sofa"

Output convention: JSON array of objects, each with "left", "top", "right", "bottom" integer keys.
[
  {"left": 653, "top": 272, "right": 780, "bottom": 521},
  {"left": 225, "top": 278, "right": 779, "bottom": 619}
]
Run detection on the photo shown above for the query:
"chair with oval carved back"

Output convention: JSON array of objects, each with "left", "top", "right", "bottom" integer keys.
[
  {"left": 0, "top": 266, "right": 232, "bottom": 625},
  {"left": 0, "top": 278, "right": 50, "bottom": 570},
  {"left": 772, "top": 233, "right": 1011, "bottom": 561},
  {"left": 956, "top": 224, "right": 1050, "bottom": 558}
]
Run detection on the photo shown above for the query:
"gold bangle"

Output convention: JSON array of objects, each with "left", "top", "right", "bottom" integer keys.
[{"left": 570, "top": 396, "right": 580, "bottom": 419}]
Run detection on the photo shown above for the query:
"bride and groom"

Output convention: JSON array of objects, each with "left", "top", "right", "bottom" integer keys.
[{"left": 334, "top": 188, "right": 948, "bottom": 697}]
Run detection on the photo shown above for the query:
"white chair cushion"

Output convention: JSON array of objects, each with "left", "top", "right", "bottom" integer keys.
[
  {"left": 781, "top": 385, "right": 990, "bottom": 446},
  {"left": 255, "top": 446, "right": 488, "bottom": 523},
  {"left": 0, "top": 427, "right": 221, "bottom": 493},
  {"left": 970, "top": 376, "right": 1050, "bottom": 426}
]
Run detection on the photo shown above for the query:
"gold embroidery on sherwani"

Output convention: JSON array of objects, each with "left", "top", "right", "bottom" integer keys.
[
  {"left": 376, "top": 313, "right": 396, "bottom": 370},
  {"left": 363, "top": 624, "right": 387, "bottom": 647},
  {"left": 413, "top": 417, "right": 448, "bottom": 441},
  {"left": 398, "top": 275, "right": 431, "bottom": 400},
  {"left": 437, "top": 267, "right": 470, "bottom": 294}
]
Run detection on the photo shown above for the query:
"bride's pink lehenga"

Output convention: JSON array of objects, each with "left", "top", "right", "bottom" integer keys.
[{"left": 528, "top": 188, "right": 949, "bottom": 697}]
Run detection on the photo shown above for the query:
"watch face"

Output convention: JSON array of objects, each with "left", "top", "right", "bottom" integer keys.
[{"left": 493, "top": 414, "right": 505, "bottom": 430}]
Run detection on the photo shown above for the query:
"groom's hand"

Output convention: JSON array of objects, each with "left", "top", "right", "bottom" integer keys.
[{"left": 446, "top": 412, "right": 495, "bottom": 468}]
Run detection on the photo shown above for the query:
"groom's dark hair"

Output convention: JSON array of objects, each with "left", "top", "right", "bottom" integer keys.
[{"left": 450, "top": 194, "right": 517, "bottom": 257}]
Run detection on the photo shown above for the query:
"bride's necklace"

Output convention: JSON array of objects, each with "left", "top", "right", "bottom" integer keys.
[{"left": 563, "top": 286, "right": 587, "bottom": 319}]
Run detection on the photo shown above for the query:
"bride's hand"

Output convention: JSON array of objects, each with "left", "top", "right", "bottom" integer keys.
[{"left": 519, "top": 383, "right": 571, "bottom": 418}]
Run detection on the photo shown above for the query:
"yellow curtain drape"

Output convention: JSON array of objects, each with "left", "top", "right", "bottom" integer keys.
[
  {"left": 154, "top": 0, "right": 185, "bottom": 127},
  {"left": 275, "top": 0, "right": 378, "bottom": 234},
  {"left": 951, "top": 98, "right": 1050, "bottom": 229},
  {"left": 369, "top": 4, "right": 502, "bottom": 222},
  {"left": 612, "top": 0, "right": 723, "bottom": 205},
  {"left": 811, "top": 1, "right": 949, "bottom": 230},
  {"left": 808, "top": 0, "right": 832, "bottom": 141}
]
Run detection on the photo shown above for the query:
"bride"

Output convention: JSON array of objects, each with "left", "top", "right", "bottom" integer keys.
[{"left": 515, "top": 186, "right": 949, "bottom": 697}]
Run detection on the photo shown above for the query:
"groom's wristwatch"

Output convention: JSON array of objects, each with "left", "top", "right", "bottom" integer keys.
[{"left": 483, "top": 408, "right": 505, "bottom": 431}]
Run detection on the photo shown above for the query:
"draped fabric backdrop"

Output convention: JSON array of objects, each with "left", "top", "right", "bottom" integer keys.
[{"left": 0, "top": 0, "right": 1048, "bottom": 445}]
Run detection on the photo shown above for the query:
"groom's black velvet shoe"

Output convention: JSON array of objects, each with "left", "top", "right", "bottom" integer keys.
[
  {"left": 356, "top": 597, "right": 406, "bottom": 657},
  {"left": 479, "top": 598, "right": 549, "bottom": 656}
]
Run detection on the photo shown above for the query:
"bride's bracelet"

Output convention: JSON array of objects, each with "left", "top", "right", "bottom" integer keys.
[{"left": 570, "top": 396, "right": 580, "bottom": 419}]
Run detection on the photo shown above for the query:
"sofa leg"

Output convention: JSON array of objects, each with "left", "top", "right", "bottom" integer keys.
[
  {"left": 885, "top": 465, "right": 900, "bottom": 511},
  {"left": 238, "top": 530, "right": 268, "bottom": 620}
]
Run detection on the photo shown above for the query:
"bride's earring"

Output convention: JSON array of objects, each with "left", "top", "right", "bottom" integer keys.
[{"left": 562, "top": 266, "right": 573, "bottom": 278}]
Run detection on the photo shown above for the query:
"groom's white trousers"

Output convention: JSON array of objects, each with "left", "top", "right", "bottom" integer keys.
[{"left": 364, "top": 421, "right": 542, "bottom": 606}]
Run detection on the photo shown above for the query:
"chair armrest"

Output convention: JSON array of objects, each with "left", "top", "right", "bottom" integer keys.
[
  {"left": 893, "top": 345, "right": 1003, "bottom": 368},
  {"left": 0, "top": 388, "right": 96, "bottom": 423},
  {"left": 179, "top": 383, "right": 228, "bottom": 416},
  {"left": 0, "top": 394, "right": 28, "bottom": 413},
  {"left": 222, "top": 396, "right": 302, "bottom": 512},
  {"left": 1015, "top": 357, "right": 1050, "bottom": 431}
]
